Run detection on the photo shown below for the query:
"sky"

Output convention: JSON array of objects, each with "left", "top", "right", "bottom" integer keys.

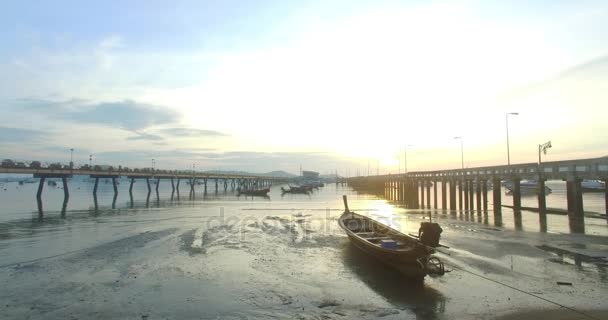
[{"left": 0, "top": 0, "right": 607, "bottom": 175}]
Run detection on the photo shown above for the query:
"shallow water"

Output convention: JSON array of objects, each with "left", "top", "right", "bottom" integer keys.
[{"left": 0, "top": 182, "right": 606, "bottom": 319}]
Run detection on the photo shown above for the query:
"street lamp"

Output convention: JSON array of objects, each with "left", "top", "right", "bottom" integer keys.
[
  {"left": 70, "top": 148, "right": 74, "bottom": 169},
  {"left": 454, "top": 136, "right": 464, "bottom": 169},
  {"left": 89, "top": 154, "right": 93, "bottom": 168},
  {"left": 506, "top": 112, "right": 519, "bottom": 166},
  {"left": 152, "top": 158, "right": 155, "bottom": 171},
  {"left": 404, "top": 144, "right": 413, "bottom": 174},
  {"left": 538, "top": 141, "right": 552, "bottom": 165}
]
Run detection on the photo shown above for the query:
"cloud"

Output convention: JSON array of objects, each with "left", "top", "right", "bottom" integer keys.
[
  {"left": 18, "top": 98, "right": 179, "bottom": 131},
  {"left": 0, "top": 126, "right": 47, "bottom": 142},
  {"left": 158, "top": 127, "right": 228, "bottom": 138},
  {"left": 127, "top": 132, "right": 164, "bottom": 141}
]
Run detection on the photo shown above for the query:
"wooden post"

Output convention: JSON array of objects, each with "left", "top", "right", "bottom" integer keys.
[
  {"left": 481, "top": 179, "right": 488, "bottom": 213},
  {"left": 538, "top": 178, "right": 547, "bottom": 232},
  {"left": 93, "top": 177, "right": 99, "bottom": 196}
]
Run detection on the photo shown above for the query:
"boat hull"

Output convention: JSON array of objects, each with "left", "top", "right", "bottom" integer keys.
[
  {"left": 338, "top": 211, "right": 434, "bottom": 279},
  {"left": 346, "top": 234, "right": 427, "bottom": 279}
]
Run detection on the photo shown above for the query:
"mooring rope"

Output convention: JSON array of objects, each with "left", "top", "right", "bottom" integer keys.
[{"left": 443, "top": 262, "right": 601, "bottom": 320}]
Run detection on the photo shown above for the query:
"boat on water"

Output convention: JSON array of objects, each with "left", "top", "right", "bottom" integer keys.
[
  {"left": 280, "top": 185, "right": 312, "bottom": 194},
  {"left": 581, "top": 180, "right": 606, "bottom": 192},
  {"left": 504, "top": 180, "right": 552, "bottom": 195},
  {"left": 238, "top": 187, "right": 270, "bottom": 196},
  {"left": 338, "top": 196, "right": 445, "bottom": 279}
]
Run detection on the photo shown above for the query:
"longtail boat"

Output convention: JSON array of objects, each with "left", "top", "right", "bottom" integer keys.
[
  {"left": 238, "top": 187, "right": 270, "bottom": 196},
  {"left": 338, "top": 195, "right": 444, "bottom": 279}
]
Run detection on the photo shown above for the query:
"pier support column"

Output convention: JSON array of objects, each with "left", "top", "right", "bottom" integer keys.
[
  {"left": 92, "top": 177, "right": 100, "bottom": 212},
  {"left": 538, "top": 178, "right": 547, "bottom": 232},
  {"left": 215, "top": 178, "right": 218, "bottom": 192},
  {"left": 171, "top": 178, "right": 175, "bottom": 193},
  {"left": 441, "top": 179, "right": 447, "bottom": 211},
  {"left": 605, "top": 178, "right": 608, "bottom": 224},
  {"left": 475, "top": 178, "right": 482, "bottom": 215},
  {"left": 112, "top": 177, "right": 118, "bottom": 196},
  {"left": 203, "top": 178, "right": 207, "bottom": 193},
  {"left": 37, "top": 176, "right": 46, "bottom": 216},
  {"left": 146, "top": 177, "right": 151, "bottom": 194},
  {"left": 449, "top": 179, "right": 457, "bottom": 213},
  {"left": 433, "top": 179, "right": 438, "bottom": 209},
  {"left": 492, "top": 177, "right": 502, "bottom": 217},
  {"left": 426, "top": 180, "right": 431, "bottom": 209},
  {"left": 566, "top": 178, "right": 585, "bottom": 233},
  {"left": 419, "top": 180, "right": 425, "bottom": 209},
  {"left": 457, "top": 180, "right": 463, "bottom": 213},
  {"left": 129, "top": 178, "right": 135, "bottom": 197},
  {"left": 62, "top": 176, "right": 69, "bottom": 201},
  {"left": 155, "top": 178, "right": 160, "bottom": 200},
  {"left": 190, "top": 178, "right": 195, "bottom": 193},
  {"left": 512, "top": 178, "right": 522, "bottom": 230},
  {"left": 469, "top": 179, "right": 475, "bottom": 214},
  {"left": 93, "top": 177, "right": 99, "bottom": 196},
  {"left": 481, "top": 179, "right": 488, "bottom": 214},
  {"left": 463, "top": 180, "right": 469, "bottom": 213},
  {"left": 413, "top": 180, "right": 420, "bottom": 209}
]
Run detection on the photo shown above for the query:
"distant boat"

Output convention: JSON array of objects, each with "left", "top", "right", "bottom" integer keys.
[
  {"left": 338, "top": 196, "right": 444, "bottom": 280},
  {"left": 581, "top": 180, "right": 606, "bottom": 192},
  {"left": 238, "top": 187, "right": 270, "bottom": 196},
  {"left": 281, "top": 185, "right": 311, "bottom": 194},
  {"left": 504, "top": 180, "right": 552, "bottom": 195}
]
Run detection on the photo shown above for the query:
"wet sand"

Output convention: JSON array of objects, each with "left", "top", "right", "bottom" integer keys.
[{"left": 0, "top": 184, "right": 607, "bottom": 319}]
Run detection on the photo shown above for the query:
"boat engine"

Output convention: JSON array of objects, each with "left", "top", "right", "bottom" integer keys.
[{"left": 418, "top": 222, "right": 443, "bottom": 248}]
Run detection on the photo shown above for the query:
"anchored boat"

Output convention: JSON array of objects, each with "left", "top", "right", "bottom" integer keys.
[
  {"left": 238, "top": 187, "right": 270, "bottom": 196},
  {"left": 338, "top": 196, "right": 445, "bottom": 280}
]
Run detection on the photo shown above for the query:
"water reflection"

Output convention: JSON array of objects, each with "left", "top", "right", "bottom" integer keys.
[{"left": 342, "top": 243, "right": 446, "bottom": 320}]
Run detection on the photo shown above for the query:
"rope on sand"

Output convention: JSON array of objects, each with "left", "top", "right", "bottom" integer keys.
[{"left": 444, "top": 262, "right": 601, "bottom": 320}]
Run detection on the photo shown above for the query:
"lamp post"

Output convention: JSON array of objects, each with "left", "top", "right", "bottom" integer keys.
[
  {"left": 89, "top": 154, "right": 93, "bottom": 168},
  {"left": 454, "top": 136, "right": 464, "bottom": 169},
  {"left": 404, "top": 144, "right": 413, "bottom": 174},
  {"left": 152, "top": 159, "right": 155, "bottom": 172},
  {"left": 506, "top": 112, "right": 519, "bottom": 166},
  {"left": 538, "top": 141, "right": 552, "bottom": 165},
  {"left": 69, "top": 148, "right": 74, "bottom": 169}
]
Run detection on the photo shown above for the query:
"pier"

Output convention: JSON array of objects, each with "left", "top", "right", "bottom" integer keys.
[
  {"left": 1, "top": 167, "right": 289, "bottom": 216},
  {"left": 347, "top": 156, "right": 608, "bottom": 233}
]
